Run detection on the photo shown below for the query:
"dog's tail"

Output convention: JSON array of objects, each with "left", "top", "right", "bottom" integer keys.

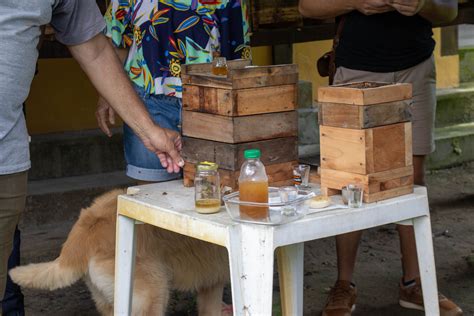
[
  {"left": 8, "top": 259, "right": 83, "bottom": 291},
  {"left": 10, "top": 189, "right": 123, "bottom": 290},
  {"left": 9, "top": 217, "right": 89, "bottom": 290}
]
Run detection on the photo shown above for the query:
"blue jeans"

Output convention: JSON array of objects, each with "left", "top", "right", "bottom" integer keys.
[
  {"left": 124, "top": 85, "right": 182, "bottom": 182},
  {"left": 1, "top": 226, "right": 24, "bottom": 316}
]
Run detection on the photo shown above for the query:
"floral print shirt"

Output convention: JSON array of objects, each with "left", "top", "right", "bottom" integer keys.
[{"left": 105, "top": 0, "right": 251, "bottom": 98}]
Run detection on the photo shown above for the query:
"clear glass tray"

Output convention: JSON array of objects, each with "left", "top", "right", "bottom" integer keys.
[{"left": 222, "top": 187, "right": 315, "bottom": 225}]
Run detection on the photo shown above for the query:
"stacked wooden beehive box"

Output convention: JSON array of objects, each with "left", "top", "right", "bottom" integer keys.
[
  {"left": 317, "top": 82, "right": 414, "bottom": 203},
  {"left": 181, "top": 59, "right": 299, "bottom": 189}
]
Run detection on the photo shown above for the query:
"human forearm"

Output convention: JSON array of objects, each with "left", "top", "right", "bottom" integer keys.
[
  {"left": 298, "top": 0, "right": 356, "bottom": 19},
  {"left": 299, "top": 0, "right": 394, "bottom": 18},
  {"left": 111, "top": 42, "right": 129, "bottom": 64},
  {"left": 419, "top": 0, "right": 458, "bottom": 24},
  {"left": 69, "top": 34, "right": 154, "bottom": 141}
]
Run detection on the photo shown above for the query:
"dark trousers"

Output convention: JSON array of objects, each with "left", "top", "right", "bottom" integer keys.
[{"left": 1, "top": 227, "right": 24, "bottom": 316}]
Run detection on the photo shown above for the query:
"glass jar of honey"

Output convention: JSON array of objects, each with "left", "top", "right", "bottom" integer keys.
[
  {"left": 195, "top": 162, "right": 221, "bottom": 214},
  {"left": 212, "top": 57, "right": 228, "bottom": 76}
]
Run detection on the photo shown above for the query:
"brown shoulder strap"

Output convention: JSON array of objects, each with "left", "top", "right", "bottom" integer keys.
[{"left": 329, "top": 15, "right": 346, "bottom": 85}]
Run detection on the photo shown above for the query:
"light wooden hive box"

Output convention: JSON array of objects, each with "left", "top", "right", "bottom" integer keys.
[
  {"left": 181, "top": 59, "right": 299, "bottom": 189},
  {"left": 317, "top": 82, "right": 414, "bottom": 203}
]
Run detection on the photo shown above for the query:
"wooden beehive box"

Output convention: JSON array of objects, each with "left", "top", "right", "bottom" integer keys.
[
  {"left": 318, "top": 82, "right": 414, "bottom": 203},
  {"left": 318, "top": 82, "right": 412, "bottom": 129},
  {"left": 182, "top": 111, "right": 298, "bottom": 143},
  {"left": 181, "top": 59, "right": 298, "bottom": 116},
  {"left": 182, "top": 137, "right": 298, "bottom": 171},
  {"left": 318, "top": 82, "right": 412, "bottom": 105},
  {"left": 181, "top": 60, "right": 299, "bottom": 189}
]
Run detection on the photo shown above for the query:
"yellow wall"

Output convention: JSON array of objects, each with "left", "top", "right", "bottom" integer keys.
[
  {"left": 433, "top": 28, "right": 460, "bottom": 89},
  {"left": 27, "top": 31, "right": 459, "bottom": 134},
  {"left": 27, "top": 58, "right": 100, "bottom": 134},
  {"left": 251, "top": 46, "right": 273, "bottom": 66},
  {"left": 292, "top": 40, "right": 332, "bottom": 99}
]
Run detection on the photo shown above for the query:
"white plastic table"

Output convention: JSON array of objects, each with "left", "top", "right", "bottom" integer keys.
[{"left": 114, "top": 181, "right": 439, "bottom": 316}]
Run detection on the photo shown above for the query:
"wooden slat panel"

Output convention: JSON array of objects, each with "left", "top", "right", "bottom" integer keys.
[
  {"left": 182, "top": 111, "right": 298, "bottom": 143},
  {"left": 182, "top": 63, "right": 298, "bottom": 90},
  {"left": 183, "top": 84, "right": 297, "bottom": 116},
  {"left": 364, "top": 185, "right": 414, "bottom": 203},
  {"left": 320, "top": 166, "right": 414, "bottom": 203},
  {"left": 320, "top": 123, "right": 412, "bottom": 174},
  {"left": 181, "top": 59, "right": 251, "bottom": 75},
  {"left": 320, "top": 125, "right": 367, "bottom": 174},
  {"left": 235, "top": 84, "right": 297, "bottom": 115},
  {"left": 317, "top": 82, "right": 412, "bottom": 105},
  {"left": 182, "top": 136, "right": 298, "bottom": 170},
  {"left": 372, "top": 123, "right": 409, "bottom": 172},
  {"left": 318, "top": 103, "right": 361, "bottom": 128},
  {"left": 182, "top": 85, "right": 233, "bottom": 115}
]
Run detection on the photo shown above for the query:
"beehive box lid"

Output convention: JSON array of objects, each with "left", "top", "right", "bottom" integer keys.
[
  {"left": 317, "top": 82, "right": 412, "bottom": 105},
  {"left": 181, "top": 59, "right": 298, "bottom": 89}
]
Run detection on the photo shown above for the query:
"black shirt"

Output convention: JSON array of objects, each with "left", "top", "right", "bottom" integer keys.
[{"left": 335, "top": 11, "right": 435, "bottom": 73}]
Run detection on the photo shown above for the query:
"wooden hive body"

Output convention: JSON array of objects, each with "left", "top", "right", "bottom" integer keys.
[
  {"left": 181, "top": 60, "right": 299, "bottom": 188},
  {"left": 318, "top": 82, "right": 414, "bottom": 203}
]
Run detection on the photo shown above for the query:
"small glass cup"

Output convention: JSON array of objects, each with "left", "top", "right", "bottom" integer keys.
[
  {"left": 212, "top": 57, "right": 228, "bottom": 76},
  {"left": 279, "top": 186, "right": 298, "bottom": 216},
  {"left": 347, "top": 184, "right": 363, "bottom": 208},
  {"left": 341, "top": 186, "right": 349, "bottom": 205},
  {"left": 293, "top": 164, "right": 311, "bottom": 189}
]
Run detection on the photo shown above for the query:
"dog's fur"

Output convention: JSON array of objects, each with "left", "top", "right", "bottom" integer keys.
[{"left": 10, "top": 189, "right": 230, "bottom": 315}]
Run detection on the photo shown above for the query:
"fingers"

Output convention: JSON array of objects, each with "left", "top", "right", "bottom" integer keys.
[
  {"left": 158, "top": 152, "right": 182, "bottom": 173},
  {"left": 109, "top": 107, "right": 116, "bottom": 125},
  {"left": 158, "top": 153, "right": 169, "bottom": 169},
  {"left": 174, "top": 135, "right": 183, "bottom": 151},
  {"left": 166, "top": 147, "right": 185, "bottom": 170},
  {"left": 388, "top": 0, "right": 423, "bottom": 15},
  {"left": 96, "top": 108, "right": 112, "bottom": 137},
  {"left": 96, "top": 98, "right": 114, "bottom": 137}
]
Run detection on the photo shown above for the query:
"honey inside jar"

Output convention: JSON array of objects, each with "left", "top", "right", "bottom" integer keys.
[{"left": 212, "top": 57, "right": 228, "bottom": 76}]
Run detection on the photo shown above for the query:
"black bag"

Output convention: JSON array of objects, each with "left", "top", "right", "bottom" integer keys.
[{"left": 316, "top": 16, "right": 346, "bottom": 85}]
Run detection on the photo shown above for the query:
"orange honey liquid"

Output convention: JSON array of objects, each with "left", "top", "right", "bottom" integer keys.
[
  {"left": 239, "top": 181, "right": 269, "bottom": 220},
  {"left": 212, "top": 66, "right": 228, "bottom": 76}
]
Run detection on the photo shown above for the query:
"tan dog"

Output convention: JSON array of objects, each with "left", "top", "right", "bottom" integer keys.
[{"left": 10, "top": 189, "right": 230, "bottom": 315}]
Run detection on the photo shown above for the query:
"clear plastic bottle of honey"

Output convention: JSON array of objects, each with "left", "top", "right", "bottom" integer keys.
[{"left": 238, "top": 149, "right": 269, "bottom": 220}]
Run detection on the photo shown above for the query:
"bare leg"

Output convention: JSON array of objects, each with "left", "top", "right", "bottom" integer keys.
[
  {"left": 397, "top": 155, "right": 425, "bottom": 281},
  {"left": 197, "top": 284, "right": 225, "bottom": 316},
  {"left": 336, "top": 231, "right": 363, "bottom": 282}
]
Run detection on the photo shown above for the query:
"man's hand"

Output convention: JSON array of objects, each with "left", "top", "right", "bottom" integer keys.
[
  {"left": 144, "top": 127, "right": 184, "bottom": 173},
  {"left": 353, "top": 0, "right": 394, "bottom": 15},
  {"left": 96, "top": 96, "right": 116, "bottom": 137},
  {"left": 299, "top": 0, "right": 393, "bottom": 19},
  {"left": 388, "top": 0, "right": 425, "bottom": 16}
]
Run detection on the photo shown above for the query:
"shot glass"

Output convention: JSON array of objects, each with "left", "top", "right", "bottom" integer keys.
[
  {"left": 293, "top": 164, "right": 311, "bottom": 189},
  {"left": 341, "top": 186, "right": 349, "bottom": 205},
  {"left": 347, "top": 184, "right": 363, "bottom": 208},
  {"left": 279, "top": 186, "right": 298, "bottom": 216}
]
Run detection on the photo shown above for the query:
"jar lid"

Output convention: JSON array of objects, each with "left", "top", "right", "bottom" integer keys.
[{"left": 196, "top": 161, "right": 218, "bottom": 171}]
